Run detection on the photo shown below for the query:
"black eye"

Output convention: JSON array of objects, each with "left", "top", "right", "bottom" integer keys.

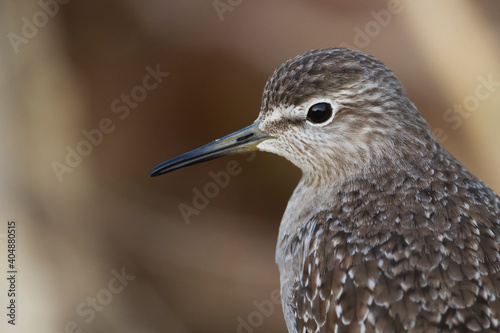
[{"left": 307, "top": 103, "right": 333, "bottom": 124}]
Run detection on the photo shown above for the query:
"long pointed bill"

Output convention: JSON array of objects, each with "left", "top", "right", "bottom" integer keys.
[{"left": 150, "top": 121, "right": 270, "bottom": 177}]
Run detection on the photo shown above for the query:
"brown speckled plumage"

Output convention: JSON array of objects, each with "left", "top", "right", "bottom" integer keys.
[
  {"left": 151, "top": 48, "right": 500, "bottom": 333},
  {"left": 283, "top": 147, "right": 500, "bottom": 332}
]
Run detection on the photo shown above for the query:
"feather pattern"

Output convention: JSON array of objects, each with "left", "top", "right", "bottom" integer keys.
[{"left": 279, "top": 145, "right": 500, "bottom": 332}]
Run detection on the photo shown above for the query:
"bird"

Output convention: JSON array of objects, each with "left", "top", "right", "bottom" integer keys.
[{"left": 150, "top": 48, "right": 500, "bottom": 333}]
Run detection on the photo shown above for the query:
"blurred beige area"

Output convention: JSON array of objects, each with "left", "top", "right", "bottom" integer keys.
[{"left": 0, "top": 0, "right": 499, "bottom": 332}]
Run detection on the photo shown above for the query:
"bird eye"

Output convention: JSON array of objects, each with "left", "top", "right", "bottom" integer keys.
[{"left": 306, "top": 103, "right": 333, "bottom": 124}]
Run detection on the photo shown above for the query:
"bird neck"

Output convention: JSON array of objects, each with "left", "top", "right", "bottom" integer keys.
[{"left": 275, "top": 139, "right": 441, "bottom": 268}]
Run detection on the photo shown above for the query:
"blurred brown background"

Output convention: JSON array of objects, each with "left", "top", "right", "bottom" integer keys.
[{"left": 0, "top": 1, "right": 499, "bottom": 332}]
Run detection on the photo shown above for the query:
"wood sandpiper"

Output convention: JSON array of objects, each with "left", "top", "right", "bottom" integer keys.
[{"left": 151, "top": 48, "right": 500, "bottom": 332}]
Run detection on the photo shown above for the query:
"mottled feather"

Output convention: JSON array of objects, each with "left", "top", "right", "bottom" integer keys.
[{"left": 287, "top": 147, "right": 500, "bottom": 332}]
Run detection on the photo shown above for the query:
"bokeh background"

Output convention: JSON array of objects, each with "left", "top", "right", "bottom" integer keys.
[{"left": 1, "top": 1, "right": 500, "bottom": 332}]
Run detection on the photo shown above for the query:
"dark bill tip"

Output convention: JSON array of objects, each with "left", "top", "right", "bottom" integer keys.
[{"left": 150, "top": 121, "right": 270, "bottom": 177}]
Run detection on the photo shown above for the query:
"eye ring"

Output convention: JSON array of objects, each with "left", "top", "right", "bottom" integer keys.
[{"left": 306, "top": 102, "right": 334, "bottom": 125}]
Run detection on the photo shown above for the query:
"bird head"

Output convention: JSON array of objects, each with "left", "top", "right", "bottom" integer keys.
[{"left": 150, "top": 48, "right": 434, "bottom": 180}]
